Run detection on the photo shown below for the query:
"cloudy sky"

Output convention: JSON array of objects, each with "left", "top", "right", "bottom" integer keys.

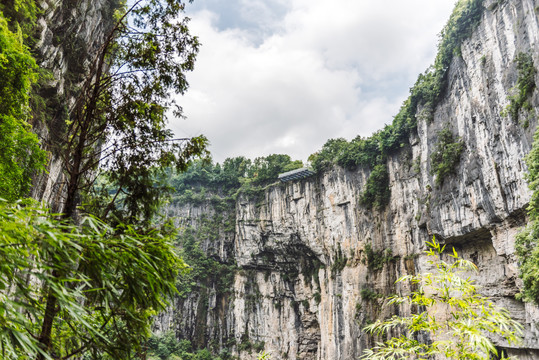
[{"left": 171, "top": 0, "right": 456, "bottom": 163}]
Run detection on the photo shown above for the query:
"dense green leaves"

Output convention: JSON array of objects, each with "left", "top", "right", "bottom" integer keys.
[
  {"left": 429, "top": 127, "right": 465, "bottom": 186},
  {"left": 503, "top": 52, "right": 537, "bottom": 122},
  {"left": 0, "top": 200, "right": 185, "bottom": 359},
  {"left": 0, "top": 0, "right": 38, "bottom": 36},
  {"left": 0, "top": 14, "right": 46, "bottom": 201},
  {"left": 361, "top": 238, "right": 522, "bottom": 360},
  {"left": 146, "top": 332, "right": 230, "bottom": 360},
  {"left": 169, "top": 155, "right": 304, "bottom": 204},
  {"left": 360, "top": 164, "right": 391, "bottom": 209},
  {"left": 516, "top": 126, "right": 539, "bottom": 304}
]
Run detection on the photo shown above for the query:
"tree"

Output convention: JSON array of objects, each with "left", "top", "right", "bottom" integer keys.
[
  {"left": 0, "top": 0, "right": 208, "bottom": 358},
  {"left": 360, "top": 237, "right": 522, "bottom": 360},
  {"left": 56, "top": 0, "right": 208, "bottom": 222},
  {"left": 28, "top": 0, "right": 209, "bottom": 356},
  {"left": 0, "top": 12, "right": 46, "bottom": 201},
  {"left": 0, "top": 200, "right": 186, "bottom": 359}
]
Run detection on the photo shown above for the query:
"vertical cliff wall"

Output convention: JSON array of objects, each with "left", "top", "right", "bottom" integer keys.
[
  {"left": 30, "top": 0, "right": 115, "bottom": 209},
  {"left": 158, "top": 0, "right": 539, "bottom": 359}
]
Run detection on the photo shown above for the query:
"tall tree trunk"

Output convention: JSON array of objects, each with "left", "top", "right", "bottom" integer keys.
[{"left": 36, "top": 272, "right": 59, "bottom": 360}]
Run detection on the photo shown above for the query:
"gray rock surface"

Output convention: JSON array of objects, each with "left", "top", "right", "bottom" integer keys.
[
  {"left": 157, "top": 1, "right": 539, "bottom": 359},
  {"left": 31, "top": 0, "right": 113, "bottom": 210}
]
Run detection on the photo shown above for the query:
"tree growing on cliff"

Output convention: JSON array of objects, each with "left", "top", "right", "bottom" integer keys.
[
  {"left": 0, "top": 12, "right": 46, "bottom": 201},
  {"left": 0, "top": 0, "right": 207, "bottom": 359},
  {"left": 360, "top": 238, "right": 522, "bottom": 360},
  {"left": 58, "top": 0, "right": 208, "bottom": 223},
  {"left": 32, "top": 0, "right": 209, "bottom": 357}
]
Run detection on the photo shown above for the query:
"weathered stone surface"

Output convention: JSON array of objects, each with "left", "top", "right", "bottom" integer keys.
[
  {"left": 160, "top": 1, "right": 539, "bottom": 358},
  {"left": 31, "top": 0, "right": 114, "bottom": 210}
]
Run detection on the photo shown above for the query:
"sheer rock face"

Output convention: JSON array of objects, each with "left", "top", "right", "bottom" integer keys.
[
  {"left": 163, "top": 1, "right": 539, "bottom": 359},
  {"left": 31, "top": 0, "right": 114, "bottom": 210}
]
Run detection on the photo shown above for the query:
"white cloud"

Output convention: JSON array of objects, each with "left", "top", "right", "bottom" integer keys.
[{"left": 172, "top": 0, "right": 455, "bottom": 163}]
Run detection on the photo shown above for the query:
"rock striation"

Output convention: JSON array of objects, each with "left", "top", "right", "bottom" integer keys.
[
  {"left": 157, "top": 1, "right": 539, "bottom": 359},
  {"left": 30, "top": 0, "right": 115, "bottom": 210}
]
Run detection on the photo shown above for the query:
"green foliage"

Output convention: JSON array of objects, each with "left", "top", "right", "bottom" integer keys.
[
  {"left": 0, "top": 200, "right": 184, "bottom": 359},
  {"left": 360, "top": 288, "right": 382, "bottom": 302},
  {"left": 169, "top": 155, "right": 303, "bottom": 205},
  {"left": 309, "top": 138, "right": 350, "bottom": 171},
  {"left": 308, "top": 0, "right": 484, "bottom": 208},
  {"left": 515, "top": 222, "right": 539, "bottom": 304},
  {"left": 360, "top": 165, "right": 391, "bottom": 209},
  {"left": 516, "top": 127, "right": 539, "bottom": 304},
  {"left": 503, "top": 52, "right": 537, "bottom": 121},
  {"left": 256, "top": 351, "right": 271, "bottom": 360},
  {"left": 60, "top": 0, "right": 209, "bottom": 221},
  {"left": 175, "top": 221, "right": 237, "bottom": 299},
  {"left": 0, "top": 0, "right": 39, "bottom": 38},
  {"left": 330, "top": 244, "right": 348, "bottom": 276},
  {"left": 361, "top": 237, "right": 522, "bottom": 360},
  {"left": 429, "top": 127, "right": 465, "bottom": 186},
  {"left": 251, "top": 154, "right": 303, "bottom": 184},
  {"left": 0, "top": 14, "right": 46, "bottom": 201},
  {"left": 237, "top": 334, "right": 265, "bottom": 355},
  {"left": 364, "top": 244, "right": 396, "bottom": 271},
  {"left": 146, "top": 332, "right": 227, "bottom": 360},
  {"left": 436, "top": 0, "right": 485, "bottom": 77}
]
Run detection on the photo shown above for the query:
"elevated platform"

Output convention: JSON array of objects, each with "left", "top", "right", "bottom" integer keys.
[{"left": 278, "top": 167, "right": 315, "bottom": 182}]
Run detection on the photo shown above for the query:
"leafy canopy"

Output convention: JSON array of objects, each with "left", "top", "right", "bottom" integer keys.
[
  {"left": 59, "top": 0, "right": 208, "bottom": 221},
  {"left": 361, "top": 237, "right": 522, "bottom": 360},
  {"left": 169, "top": 154, "right": 304, "bottom": 202},
  {"left": 0, "top": 13, "right": 46, "bottom": 201},
  {"left": 0, "top": 200, "right": 185, "bottom": 359}
]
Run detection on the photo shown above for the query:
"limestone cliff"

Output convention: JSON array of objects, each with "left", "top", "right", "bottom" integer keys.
[
  {"left": 30, "top": 0, "right": 115, "bottom": 210},
  {"left": 156, "top": 0, "right": 539, "bottom": 359}
]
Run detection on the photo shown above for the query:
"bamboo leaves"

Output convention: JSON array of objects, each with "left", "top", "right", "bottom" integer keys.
[{"left": 361, "top": 237, "right": 522, "bottom": 360}]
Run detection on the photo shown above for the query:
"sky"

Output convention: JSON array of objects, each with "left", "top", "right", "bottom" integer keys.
[{"left": 171, "top": 0, "right": 457, "bottom": 163}]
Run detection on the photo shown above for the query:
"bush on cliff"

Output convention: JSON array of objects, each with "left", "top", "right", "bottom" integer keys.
[
  {"left": 360, "top": 237, "right": 522, "bottom": 360},
  {"left": 516, "top": 126, "right": 539, "bottom": 304}
]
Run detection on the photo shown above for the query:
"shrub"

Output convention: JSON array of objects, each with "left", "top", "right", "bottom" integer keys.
[
  {"left": 364, "top": 244, "right": 396, "bottom": 271},
  {"left": 360, "top": 288, "right": 382, "bottom": 302},
  {"left": 430, "top": 127, "right": 465, "bottom": 186},
  {"left": 503, "top": 52, "right": 537, "bottom": 121},
  {"left": 360, "top": 237, "right": 522, "bottom": 360},
  {"left": 516, "top": 126, "right": 539, "bottom": 304},
  {"left": 359, "top": 165, "right": 391, "bottom": 209},
  {"left": 330, "top": 244, "right": 348, "bottom": 276}
]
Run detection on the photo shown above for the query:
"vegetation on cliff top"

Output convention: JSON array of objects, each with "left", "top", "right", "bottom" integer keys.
[
  {"left": 309, "top": 0, "right": 484, "bottom": 208},
  {"left": 169, "top": 154, "right": 303, "bottom": 204}
]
